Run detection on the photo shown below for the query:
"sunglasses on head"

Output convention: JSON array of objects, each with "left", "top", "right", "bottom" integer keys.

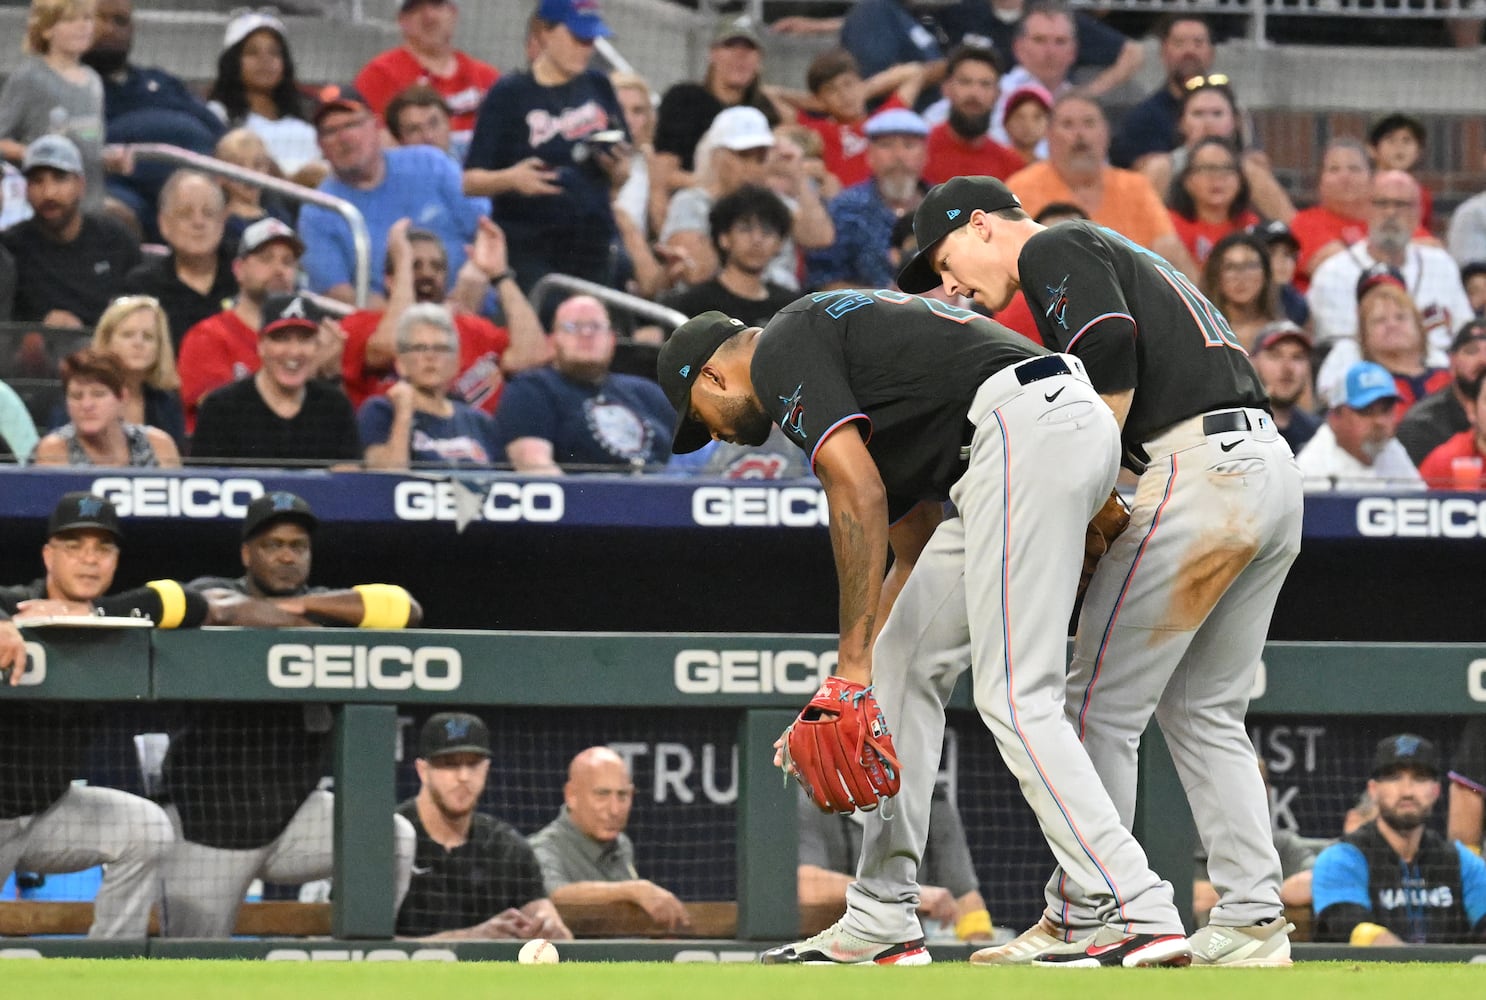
[{"left": 1185, "top": 73, "right": 1231, "bottom": 91}]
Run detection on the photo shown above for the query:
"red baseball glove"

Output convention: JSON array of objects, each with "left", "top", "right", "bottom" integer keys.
[{"left": 782, "top": 676, "right": 902, "bottom": 813}]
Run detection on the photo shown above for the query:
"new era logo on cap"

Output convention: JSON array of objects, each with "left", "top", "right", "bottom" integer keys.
[
  {"left": 946, "top": 209, "right": 960, "bottom": 220},
  {"left": 679, "top": 365, "right": 691, "bottom": 377}
]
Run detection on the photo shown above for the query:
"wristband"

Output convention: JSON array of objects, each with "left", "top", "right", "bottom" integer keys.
[
  {"left": 488, "top": 270, "right": 515, "bottom": 287},
  {"left": 353, "top": 584, "right": 413, "bottom": 629},
  {"left": 954, "top": 909, "right": 993, "bottom": 941},
  {"left": 1350, "top": 921, "right": 1387, "bottom": 946}
]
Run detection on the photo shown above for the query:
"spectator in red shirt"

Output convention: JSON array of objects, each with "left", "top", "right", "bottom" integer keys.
[
  {"left": 1418, "top": 372, "right": 1486, "bottom": 490},
  {"left": 354, "top": 0, "right": 497, "bottom": 160},
  {"left": 787, "top": 49, "right": 924, "bottom": 189},
  {"left": 1289, "top": 139, "right": 1373, "bottom": 289},
  {"left": 1000, "top": 83, "right": 1051, "bottom": 166},
  {"left": 924, "top": 45, "right": 1024, "bottom": 186},
  {"left": 339, "top": 217, "right": 549, "bottom": 415},
  {"left": 176, "top": 217, "right": 302, "bottom": 432},
  {"left": 1167, "top": 137, "right": 1259, "bottom": 268}
]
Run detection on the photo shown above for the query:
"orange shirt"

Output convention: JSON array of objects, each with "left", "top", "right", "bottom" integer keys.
[{"left": 1007, "top": 163, "right": 1175, "bottom": 251}]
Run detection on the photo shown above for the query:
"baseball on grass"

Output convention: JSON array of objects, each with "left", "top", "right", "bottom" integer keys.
[{"left": 518, "top": 938, "right": 560, "bottom": 964}]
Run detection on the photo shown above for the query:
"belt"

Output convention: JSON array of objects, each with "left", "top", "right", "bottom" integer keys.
[
  {"left": 1202, "top": 410, "right": 1251, "bottom": 435},
  {"left": 1013, "top": 353, "right": 1073, "bottom": 385}
]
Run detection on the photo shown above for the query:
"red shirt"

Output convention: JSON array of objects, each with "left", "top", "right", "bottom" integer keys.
[
  {"left": 178, "top": 310, "right": 259, "bottom": 433},
  {"left": 798, "top": 94, "right": 905, "bottom": 190},
  {"left": 340, "top": 309, "right": 511, "bottom": 414},
  {"left": 1169, "top": 210, "right": 1260, "bottom": 268},
  {"left": 924, "top": 123, "right": 1025, "bottom": 186},
  {"left": 354, "top": 48, "right": 499, "bottom": 140},
  {"left": 1289, "top": 206, "right": 1432, "bottom": 290},
  {"left": 1418, "top": 431, "right": 1486, "bottom": 490},
  {"left": 990, "top": 291, "right": 1043, "bottom": 347}
]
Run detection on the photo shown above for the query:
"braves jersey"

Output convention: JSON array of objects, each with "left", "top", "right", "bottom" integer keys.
[
  {"left": 750, "top": 290, "right": 1044, "bottom": 519},
  {"left": 1017, "top": 222, "right": 1268, "bottom": 456},
  {"left": 1311, "top": 823, "right": 1486, "bottom": 944}
]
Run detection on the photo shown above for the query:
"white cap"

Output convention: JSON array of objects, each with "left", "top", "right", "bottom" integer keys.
[
  {"left": 223, "top": 8, "right": 287, "bottom": 51},
  {"left": 709, "top": 106, "right": 774, "bottom": 152}
]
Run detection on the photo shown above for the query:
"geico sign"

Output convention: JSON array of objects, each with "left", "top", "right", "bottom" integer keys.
[
  {"left": 675, "top": 649, "right": 836, "bottom": 694},
  {"left": 393, "top": 481, "right": 563, "bottom": 522},
  {"left": 16, "top": 642, "right": 45, "bottom": 686},
  {"left": 692, "top": 486, "right": 829, "bottom": 527},
  {"left": 268, "top": 644, "right": 462, "bottom": 691},
  {"left": 1466, "top": 660, "right": 1486, "bottom": 702},
  {"left": 1356, "top": 497, "right": 1486, "bottom": 538},
  {"left": 91, "top": 476, "right": 263, "bottom": 518}
]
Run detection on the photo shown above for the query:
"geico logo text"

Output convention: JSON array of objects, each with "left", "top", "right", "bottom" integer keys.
[
  {"left": 691, "top": 487, "right": 829, "bottom": 527},
  {"left": 674, "top": 649, "right": 836, "bottom": 694},
  {"left": 393, "top": 481, "right": 564, "bottom": 522},
  {"left": 18, "top": 643, "right": 45, "bottom": 686},
  {"left": 1356, "top": 497, "right": 1486, "bottom": 538},
  {"left": 268, "top": 645, "right": 462, "bottom": 691},
  {"left": 91, "top": 477, "right": 264, "bottom": 518}
]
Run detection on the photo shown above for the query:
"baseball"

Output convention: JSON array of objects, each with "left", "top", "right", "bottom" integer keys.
[{"left": 518, "top": 938, "right": 560, "bottom": 965}]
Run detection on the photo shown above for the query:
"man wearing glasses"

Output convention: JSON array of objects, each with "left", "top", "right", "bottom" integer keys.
[
  {"left": 298, "top": 89, "right": 484, "bottom": 309},
  {"left": 495, "top": 294, "right": 673, "bottom": 474}
]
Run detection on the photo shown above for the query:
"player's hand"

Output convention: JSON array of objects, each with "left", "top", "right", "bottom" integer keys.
[
  {"left": 466, "top": 216, "right": 511, "bottom": 279},
  {"left": 475, "top": 908, "right": 534, "bottom": 939},
  {"left": 0, "top": 620, "right": 27, "bottom": 686},
  {"left": 773, "top": 731, "right": 787, "bottom": 769},
  {"left": 505, "top": 157, "right": 561, "bottom": 196},
  {"left": 916, "top": 885, "right": 957, "bottom": 924},
  {"left": 631, "top": 880, "right": 691, "bottom": 931},
  {"left": 14, "top": 598, "right": 93, "bottom": 618}
]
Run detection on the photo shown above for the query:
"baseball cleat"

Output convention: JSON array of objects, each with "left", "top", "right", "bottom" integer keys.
[
  {"left": 969, "top": 916, "right": 1071, "bottom": 965},
  {"left": 1032, "top": 927, "right": 1192, "bottom": 968},
  {"left": 759, "top": 920, "right": 931, "bottom": 965},
  {"left": 1187, "top": 916, "right": 1295, "bottom": 967}
]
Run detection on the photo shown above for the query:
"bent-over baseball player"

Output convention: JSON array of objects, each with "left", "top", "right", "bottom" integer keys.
[
  {"left": 659, "top": 300, "right": 1190, "bottom": 968},
  {"left": 897, "top": 176, "right": 1303, "bottom": 967}
]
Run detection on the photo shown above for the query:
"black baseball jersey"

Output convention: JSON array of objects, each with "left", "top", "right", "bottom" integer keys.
[
  {"left": 395, "top": 799, "right": 550, "bottom": 937},
  {"left": 751, "top": 290, "right": 1046, "bottom": 520},
  {"left": 1312, "top": 822, "right": 1486, "bottom": 944},
  {"left": 1017, "top": 222, "right": 1268, "bottom": 454}
]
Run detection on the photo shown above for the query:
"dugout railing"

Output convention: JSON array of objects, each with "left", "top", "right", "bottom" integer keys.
[{"left": 4, "top": 628, "right": 1486, "bottom": 961}]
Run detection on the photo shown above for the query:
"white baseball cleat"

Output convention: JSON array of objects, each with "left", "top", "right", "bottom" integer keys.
[
  {"left": 969, "top": 916, "right": 1073, "bottom": 965},
  {"left": 1187, "top": 916, "right": 1295, "bottom": 967}
]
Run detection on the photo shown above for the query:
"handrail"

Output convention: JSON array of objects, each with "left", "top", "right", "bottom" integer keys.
[
  {"left": 125, "top": 143, "right": 372, "bottom": 308},
  {"left": 529, "top": 273, "right": 689, "bottom": 334}
]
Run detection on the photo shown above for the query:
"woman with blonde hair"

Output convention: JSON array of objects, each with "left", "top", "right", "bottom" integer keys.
[
  {"left": 1356, "top": 276, "right": 1449, "bottom": 414},
  {"left": 32, "top": 347, "right": 180, "bottom": 467},
  {"left": 92, "top": 295, "right": 186, "bottom": 446},
  {"left": 0, "top": 0, "right": 116, "bottom": 211}
]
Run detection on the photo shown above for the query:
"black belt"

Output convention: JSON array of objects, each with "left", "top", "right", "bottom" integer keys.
[
  {"left": 1013, "top": 354, "right": 1073, "bottom": 385},
  {"left": 1202, "top": 410, "right": 1251, "bottom": 435}
]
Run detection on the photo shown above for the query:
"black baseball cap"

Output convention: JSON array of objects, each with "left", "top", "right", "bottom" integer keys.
[
  {"left": 419, "top": 712, "right": 491, "bottom": 759},
  {"left": 1371, "top": 733, "right": 1440, "bottom": 779},
  {"left": 260, "top": 293, "right": 326, "bottom": 337},
  {"left": 657, "top": 311, "right": 750, "bottom": 454},
  {"left": 312, "top": 85, "right": 370, "bottom": 128},
  {"left": 897, "top": 176, "right": 1023, "bottom": 294},
  {"left": 1451, "top": 317, "right": 1486, "bottom": 352},
  {"left": 242, "top": 491, "right": 318, "bottom": 541},
  {"left": 1255, "top": 218, "right": 1299, "bottom": 253},
  {"left": 48, "top": 492, "right": 122, "bottom": 541}
]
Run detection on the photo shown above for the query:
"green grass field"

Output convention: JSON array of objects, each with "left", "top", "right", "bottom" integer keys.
[{"left": 3, "top": 960, "right": 1483, "bottom": 1000}]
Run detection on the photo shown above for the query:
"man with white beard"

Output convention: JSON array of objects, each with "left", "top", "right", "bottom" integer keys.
[
  {"left": 807, "top": 108, "right": 930, "bottom": 290},
  {"left": 1309, "top": 170, "right": 1473, "bottom": 405}
]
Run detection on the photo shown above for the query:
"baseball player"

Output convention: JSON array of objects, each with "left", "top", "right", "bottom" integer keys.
[
  {"left": 897, "top": 176, "right": 1304, "bottom": 966},
  {"left": 659, "top": 304, "right": 1190, "bottom": 967},
  {"left": 159, "top": 491, "right": 420, "bottom": 937}
]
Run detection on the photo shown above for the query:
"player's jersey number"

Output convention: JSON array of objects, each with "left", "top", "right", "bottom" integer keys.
[{"left": 1107, "top": 232, "right": 1244, "bottom": 351}]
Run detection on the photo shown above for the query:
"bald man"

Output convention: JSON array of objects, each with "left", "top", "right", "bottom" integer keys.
[{"left": 527, "top": 747, "right": 691, "bottom": 931}]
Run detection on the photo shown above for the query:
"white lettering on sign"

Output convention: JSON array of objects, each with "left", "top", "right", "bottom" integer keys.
[
  {"left": 392, "top": 481, "right": 564, "bottom": 523},
  {"left": 264, "top": 948, "right": 457, "bottom": 962},
  {"left": 691, "top": 486, "right": 830, "bottom": 527},
  {"left": 1468, "top": 660, "right": 1486, "bottom": 702},
  {"left": 674, "top": 649, "right": 836, "bottom": 695},
  {"left": 607, "top": 741, "right": 739, "bottom": 805},
  {"left": 91, "top": 477, "right": 263, "bottom": 518},
  {"left": 267, "top": 645, "right": 462, "bottom": 691},
  {"left": 1356, "top": 497, "right": 1486, "bottom": 538},
  {"left": 16, "top": 642, "right": 45, "bottom": 686}
]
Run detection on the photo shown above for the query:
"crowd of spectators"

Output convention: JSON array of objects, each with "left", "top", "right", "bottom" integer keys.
[{"left": 0, "top": 0, "right": 1483, "bottom": 486}]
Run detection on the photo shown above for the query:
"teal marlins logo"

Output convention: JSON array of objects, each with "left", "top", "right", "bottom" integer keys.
[
  {"left": 778, "top": 384, "right": 806, "bottom": 439},
  {"left": 1044, "top": 274, "right": 1071, "bottom": 330}
]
